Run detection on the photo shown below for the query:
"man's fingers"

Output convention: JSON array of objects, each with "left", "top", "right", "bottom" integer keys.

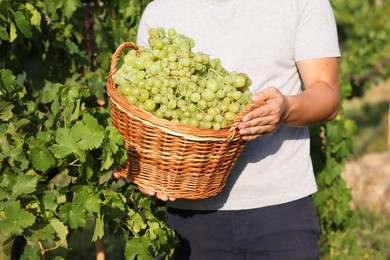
[
  {"left": 138, "top": 186, "right": 156, "bottom": 196},
  {"left": 113, "top": 172, "right": 176, "bottom": 201},
  {"left": 138, "top": 186, "right": 176, "bottom": 201},
  {"left": 112, "top": 171, "right": 122, "bottom": 179}
]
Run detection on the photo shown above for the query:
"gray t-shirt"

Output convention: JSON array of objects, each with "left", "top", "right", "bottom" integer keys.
[{"left": 136, "top": 0, "right": 340, "bottom": 210}]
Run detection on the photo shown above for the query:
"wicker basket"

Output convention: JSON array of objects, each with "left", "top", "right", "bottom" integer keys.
[{"left": 107, "top": 42, "right": 265, "bottom": 200}]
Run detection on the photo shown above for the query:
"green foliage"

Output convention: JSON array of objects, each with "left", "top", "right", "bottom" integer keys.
[
  {"left": 353, "top": 210, "right": 390, "bottom": 259},
  {"left": 332, "top": 0, "right": 390, "bottom": 96},
  {"left": 311, "top": 0, "right": 390, "bottom": 258},
  {"left": 343, "top": 96, "right": 389, "bottom": 156},
  {"left": 0, "top": 0, "right": 178, "bottom": 259}
]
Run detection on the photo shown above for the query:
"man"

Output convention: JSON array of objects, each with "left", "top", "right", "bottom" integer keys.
[{"left": 117, "top": 0, "right": 340, "bottom": 258}]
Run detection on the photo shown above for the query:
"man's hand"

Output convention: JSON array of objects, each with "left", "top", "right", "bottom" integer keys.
[
  {"left": 137, "top": 186, "right": 176, "bottom": 201},
  {"left": 238, "top": 87, "right": 288, "bottom": 141},
  {"left": 238, "top": 57, "right": 340, "bottom": 141},
  {"left": 112, "top": 170, "right": 176, "bottom": 201}
]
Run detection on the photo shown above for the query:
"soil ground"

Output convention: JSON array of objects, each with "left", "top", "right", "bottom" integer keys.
[{"left": 342, "top": 151, "right": 390, "bottom": 215}]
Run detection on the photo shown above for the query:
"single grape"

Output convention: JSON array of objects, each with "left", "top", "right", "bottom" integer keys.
[
  {"left": 167, "top": 28, "right": 177, "bottom": 37},
  {"left": 224, "top": 111, "right": 236, "bottom": 121},
  {"left": 139, "top": 89, "right": 150, "bottom": 102},
  {"left": 189, "top": 118, "right": 200, "bottom": 127},
  {"left": 214, "top": 114, "right": 224, "bottom": 123},
  {"left": 144, "top": 99, "right": 156, "bottom": 111},
  {"left": 148, "top": 28, "right": 159, "bottom": 38},
  {"left": 228, "top": 103, "right": 240, "bottom": 113},
  {"left": 168, "top": 99, "right": 177, "bottom": 109},
  {"left": 212, "top": 122, "right": 221, "bottom": 130},
  {"left": 216, "top": 89, "right": 226, "bottom": 99},
  {"left": 197, "top": 99, "right": 207, "bottom": 110},
  {"left": 190, "top": 92, "right": 201, "bottom": 103},
  {"left": 233, "top": 74, "right": 246, "bottom": 88},
  {"left": 201, "top": 90, "right": 216, "bottom": 102},
  {"left": 118, "top": 85, "right": 132, "bottom": 96},
  {"left": 207, "top": 107, "right": 218, "bottom": 118},
  {"left": 232, "top": 90, "right": 243, "bottom": 100},
  {"left": 125, "top": 95, "right": 137, "bottom": 104},
  {"left": 206, "top": 78, "right": 219, "bottom": 92}
]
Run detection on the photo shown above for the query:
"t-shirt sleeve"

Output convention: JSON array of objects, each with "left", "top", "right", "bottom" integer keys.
[{"left": 294, "top": 0, "right": 340, "bottom": 61}]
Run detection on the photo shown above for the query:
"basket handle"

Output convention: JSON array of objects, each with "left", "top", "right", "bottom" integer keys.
[
  {"left": 226, "top": 100, "right": 267, "bottom": 141},
  {"left": 109, "top": 42, "right": 139, "bottom": 77}
]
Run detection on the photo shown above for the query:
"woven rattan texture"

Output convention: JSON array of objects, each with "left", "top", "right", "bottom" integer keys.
[{"left": 107, "top": 42, "right": 264, "bottom": 199}]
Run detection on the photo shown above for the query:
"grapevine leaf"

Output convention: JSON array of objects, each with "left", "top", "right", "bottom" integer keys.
[
  {"left": 20, "top": 244, "right": 40, "bottom": 260},
  {"left": 0, "top": 187, "right": 9, "bottom": 201},
  {"left": 71, "top": 114, "right": 105, "bottom": 150},
  {"left": 102, "top": 190, "right": 126, "bottom": 219},
  {"left": 125, "top": 237, "right": 152, "bottom": 260},
  {"left": 58, "top": 203, "right": 86, "bottom": 229},
  {"left": 101, "top": 127, "right": 127, "bottom": 170},
  {"left": 155, "top": 228, "right": 169, "bottom": 246},
  {"left": 41, "top": 83, "right": 60, "bottom": 103},
  {"left": 49, "top": 128, "right": 79, "bottom": 158},
  {"left": 0, "top": 201, "right": 36, "bottom": 236},
  {"left": 51, "top": 98, "right": 60, "bottom": 116},
  {"left": 44, "top": 0, "right": 63, "bottom": 15},
  {"left": 25, "top": 3, "right": 42, "bottom": 28},
  {"left": 128, "top": 213, "right": 147, "bottom": 234},
  {"left": 0, "top": 69, "right": 17, "bottom": 93},
  {"left": 87, "top": 72, "right": 105, "bottom": 100},
  {"left": 27, "top": 222, "right": 56, "bottom": 241},
  {"left": 14, "top": 118, "right": 31, "bottom": 131},
  {"left": 50, "top": 218, "right": 69, "bottom": 249},
  {"left": 78, "top": 153, "right": 94, "bottom": 181},
  {"left": 10, "top": 174, "right": 37, "bottom": 200},
  {"left": 313, "top": 190, "right": 327, "bottom": 205},
  {"left": 73, "top": 187, "right": 101, "bottom": 215},
  {"left": 11, "top": 11, "right": 32, "bottom": 38},
  {"left": 0, "top": 26, "right": 9, "bottom": 41},
  {"left": 3, "top": 142, "right": 30, "bottom": 171},
  {"left": 9, "top": 21, "right": 17, "bottom": 42},
  {"left": 147, "top": 221, "right": 160, "bottom": 240},
  {"left": 62, "top": 0, "right": 81, "bottom": 18},
  {"left": 65, "top": 39, "right": 79, "bottom": 54},
  {"left": 0, "top": 101, "right": 14, "bottom": 121},
  {"left": 69, "top": 98, "right": 81, "bottom": 122},
  {"left": 92, "top": 214, "right": 104, "bottom": 241},
  {"left": 107, "top": 126, "right": 125, "bottom": 153},
  {"left": 42, "top": 192, "right": 58, "bottom": 212},
  {"left": 101, "top": 151, "right": 114, "bottom": 170},
  {"left": 30, "top": 146, "right": 56, "bottom": 172}
]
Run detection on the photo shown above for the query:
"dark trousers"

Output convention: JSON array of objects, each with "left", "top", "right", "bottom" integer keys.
[{"left": 167, "top": 196, "right": 320, "bottom": 260}]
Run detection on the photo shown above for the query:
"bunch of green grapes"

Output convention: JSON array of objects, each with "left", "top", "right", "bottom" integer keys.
[{"left": 114, "top": 27, "right": 252, "bottom": 130}]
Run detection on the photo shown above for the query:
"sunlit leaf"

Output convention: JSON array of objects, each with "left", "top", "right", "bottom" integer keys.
[
  {"left": 50, "top": 218, "right": 69, "bottom": 248},
  {"left": 9, "top": 21, "right": 17, "bottom": 42},
  {"left": 0, "top": 201, "right": 36, "bottom": 236},
  {"left": 71, "top": 114, "right": 105, "bottom": 151},
  {"left": 58, "top": 203, "right": 86, "bottom": 229},
  {"left": 11, "top": 11, "right": 32, "bottom": 38},
  {"left": 0, "top": 101, "right": 14, "bottom": 121},
  {"left": 30, "top": 146, "right": 56, "bottom": 172},
  {"left": 62, "top": 0, "right": 81, "bottom": 18},
  {"left": 125, "top": 237, "right": 152, "bottom": 260},
  {"left": 11, "top": 174, "right": 37, "bottom": 200}
]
